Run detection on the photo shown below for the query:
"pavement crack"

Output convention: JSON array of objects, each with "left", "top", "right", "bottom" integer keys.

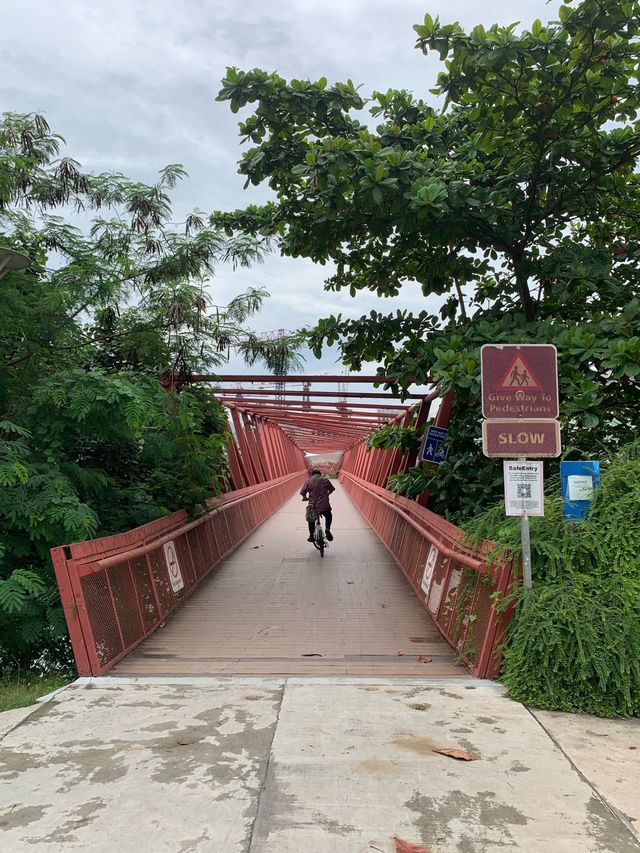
[
  {"left": 525, "top": 705, "right": 640, "bottom": 847},
  {"left": 246, "top": 681, "right": 286, "bottom": 853}
]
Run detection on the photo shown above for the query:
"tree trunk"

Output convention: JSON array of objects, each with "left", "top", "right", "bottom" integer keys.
[{"left": 513, "top": 256, "right": 536, "bottom": 323}]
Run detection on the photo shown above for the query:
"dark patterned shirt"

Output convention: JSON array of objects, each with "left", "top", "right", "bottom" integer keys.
[{"left": 300, "top": 476, "right": 335, "bottom": 512}]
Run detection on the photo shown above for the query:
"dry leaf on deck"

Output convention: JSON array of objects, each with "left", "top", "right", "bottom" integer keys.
[
  {"left": 417, "top": 656, "right": 432, "bottom": 664},
  {"left": 432, "top": 747, "right": 478, "bottom": 761},
  {"left": 394, "top": 837, "right": 430, "bottom": 853}
]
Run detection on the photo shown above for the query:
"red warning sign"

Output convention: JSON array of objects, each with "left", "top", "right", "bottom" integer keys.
[
  {"left": 497, "top": 354, "right": 542, "bottom": 391},
  {"left": 481, "top": 344, "right": 558, "bottom": 419}
]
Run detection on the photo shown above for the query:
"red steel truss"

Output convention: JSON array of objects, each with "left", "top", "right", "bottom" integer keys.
[{"left": 205, "top": 374, "right": 428, "bottom": 474}]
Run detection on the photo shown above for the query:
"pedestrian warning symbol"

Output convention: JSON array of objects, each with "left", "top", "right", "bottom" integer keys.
[
  {"left": 498, "top": 354, "right": 542, "bottom": 390},
  {"left": 481, "top": 344, "right": 558, "bottom": 419}
]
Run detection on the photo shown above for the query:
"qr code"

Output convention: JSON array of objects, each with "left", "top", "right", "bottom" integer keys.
[{"left": 517, "top": 484, "right": 532, "bottom": 499}]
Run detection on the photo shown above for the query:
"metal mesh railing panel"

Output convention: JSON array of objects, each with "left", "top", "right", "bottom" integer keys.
[
  {"left": 129, "top": 556, "right": 158, "bottom": 632},
  {"left": 79, "top": 573, "right": 123, "bottom": 668},
  {"left": 107, "top": 563, "right": 144, "bottom": 650},
  {"left": 54, "top": 472, "right": 307, "bottom": 675},
  {"left": 342, "top": 472, "right": 514, "bottom": 678}
]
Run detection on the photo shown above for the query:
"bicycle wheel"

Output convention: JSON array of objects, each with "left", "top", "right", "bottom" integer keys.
[{"left": 315, "top": 521, "right": 325, "bottom": 557}]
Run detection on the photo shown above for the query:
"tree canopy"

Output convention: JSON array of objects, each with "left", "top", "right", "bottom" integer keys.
[
  {"left": 0, "top": 113, "right": 267, "bottom": 669},
  {"left": 214, "top": 0, "right": 640, "bottom": 520}
]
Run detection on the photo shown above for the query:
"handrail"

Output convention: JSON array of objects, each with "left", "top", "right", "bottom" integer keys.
[
  {"left": 340, "top": 472, "right": 488, "bottom": 572},
  {"left": 51, "top": 471, "right": 308, "bottom": 676},
  {"left": 340, "top": 470, "right": 515, "bottom": 679},
  {"left": 93, "top": 471, "right": 306, "bottom": 571}
]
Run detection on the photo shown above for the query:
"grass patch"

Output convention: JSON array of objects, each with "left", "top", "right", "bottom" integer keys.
[{"left": 0, "top": 674, "right": 71, "bottom": 713}]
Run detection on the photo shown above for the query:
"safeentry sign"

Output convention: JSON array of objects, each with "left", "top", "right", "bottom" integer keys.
[
  {"left": 481, "top": 344, "right": 559, "bottom": 419},
  {"left": 503, "top": 461, "right": 544, "bottom": 517}
]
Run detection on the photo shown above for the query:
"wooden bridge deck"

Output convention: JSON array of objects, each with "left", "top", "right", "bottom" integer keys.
[{"left": 112, "top": 483, "right": 464, "bottom": 677}]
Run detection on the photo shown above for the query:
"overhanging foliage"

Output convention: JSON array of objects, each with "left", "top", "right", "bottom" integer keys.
[{"left": 214, "top": 0, "right": 640, "bottom": 522}]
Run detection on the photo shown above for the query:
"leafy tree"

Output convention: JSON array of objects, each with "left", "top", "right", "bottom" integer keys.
[
  {"left": 214, "top": 0, "right": 640, "bottom": 521},
  {"left": 0, "top": 113, "right": 265, "bottom": 670}
]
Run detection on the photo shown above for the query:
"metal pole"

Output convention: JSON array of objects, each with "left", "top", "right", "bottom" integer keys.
[
  {"left": 519, "top": 456, "right": 533, "bottom": 589},
  {"left": 520, "top": 514, "right": 532, "bottom": 589}
]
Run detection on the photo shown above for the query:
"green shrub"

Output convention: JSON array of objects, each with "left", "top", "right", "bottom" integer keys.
[
  {"left": 464, "top": 443, "right": 640, "bottom": 717},
  {"left": 501, "top": 578, "right": 640, "bottom": 717}
]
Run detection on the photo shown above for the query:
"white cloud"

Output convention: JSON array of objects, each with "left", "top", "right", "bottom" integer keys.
[{"left": 2, "top": 0, "right": 562, "bottom": 372}]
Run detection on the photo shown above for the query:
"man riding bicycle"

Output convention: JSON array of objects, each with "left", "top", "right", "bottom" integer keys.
[{"left": 300, "top": 469, "right": 335, "bottom": 542}]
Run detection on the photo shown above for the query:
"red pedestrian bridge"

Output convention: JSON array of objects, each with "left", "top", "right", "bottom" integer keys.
[{"left": 51, "top": 375, "right": 515, "bottom": 680}]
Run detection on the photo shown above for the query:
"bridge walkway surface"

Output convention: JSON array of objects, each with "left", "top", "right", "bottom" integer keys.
[{"left": 112, "top": 483, "right": 462, "bottom": 678}]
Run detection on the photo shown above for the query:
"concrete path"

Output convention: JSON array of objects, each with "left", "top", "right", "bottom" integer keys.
[
  {"left": 1, "top": 679, "right": 639, "bottom": 852},
  {"left": 114, "top": 484, "right": 461, "bottom": 677}
]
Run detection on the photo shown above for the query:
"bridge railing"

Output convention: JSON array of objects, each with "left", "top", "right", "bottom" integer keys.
[
  {"left": 51, "top": 471, "right": 307, "bottom": 676},
  {"left": 341, "top": 472, "right": 515, "bottom": 678}
]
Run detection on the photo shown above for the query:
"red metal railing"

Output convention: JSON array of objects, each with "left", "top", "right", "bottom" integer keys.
[
  {"left": 51, "top": 472, "right": 307, "bottom": 676},
  {"left": 341, "top": 472, "right": 515, "bottom": 678}
]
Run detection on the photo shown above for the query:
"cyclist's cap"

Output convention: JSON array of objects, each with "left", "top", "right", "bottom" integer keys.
[{"left": 311, "top": 469, "right": 321, "bottom": 475}]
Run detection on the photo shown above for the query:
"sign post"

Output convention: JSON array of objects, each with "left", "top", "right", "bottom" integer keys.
[
  {"left": 503, "top": 459, "right": 544, "bottom": 590},
  {"left": 520, "top": 513, "right": 532, "bottom": 590},
  {"left": 481, "top": 344, "right": 560, "bottom": 590}
]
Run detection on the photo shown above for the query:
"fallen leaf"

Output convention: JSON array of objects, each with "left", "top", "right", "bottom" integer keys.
[
  {"left": 409, "top": 703, "right": 431, "bottom": 711},
  {"left": 394, "top": 837, "right": 430, "bottom": 853},
  {"left": 432, "top": 748, "right": 478, "bottom": 761},
  {"left": 397, "top": 650, "right": 405, "bottom": 656},
  {"left": 417, "top": 656, "right": 432, "bottom": 664}
]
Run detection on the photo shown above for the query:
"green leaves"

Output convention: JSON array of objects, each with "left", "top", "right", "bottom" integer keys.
[
  {"left": 365, "top": 421, "right": 420, "bottom": 452},
  {"left": 0, "top": 570, "right": 45, "bottom": 614},
  {"left": 214, "top": 0, "right": 640, "bottom": 525},
  {"left": 464, "top": 442, "right": 640, "bottom": 715},
  {"left": 0, "top": 112, "right": 267, "bottom": 670}
]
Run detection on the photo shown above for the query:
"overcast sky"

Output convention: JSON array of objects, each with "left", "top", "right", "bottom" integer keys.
[{"left": 3, "top": 0, "right": 559, "bottom": 375}]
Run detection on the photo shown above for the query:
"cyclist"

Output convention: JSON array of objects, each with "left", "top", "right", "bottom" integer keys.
[{"left": 300, "top": 469, "right": 335, "bottom": 542}]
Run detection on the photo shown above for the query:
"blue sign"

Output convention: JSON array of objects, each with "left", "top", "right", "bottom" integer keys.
[
  {"left": 561, "top": 460, "right": 600, "bottom": 520},
  {"left": 422, "top": 426, "right": 449, "bottom": 465}
]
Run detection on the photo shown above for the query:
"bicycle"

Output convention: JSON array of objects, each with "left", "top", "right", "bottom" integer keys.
[{"left": 303, "top": 501, "right": 328, "bottom": 557}]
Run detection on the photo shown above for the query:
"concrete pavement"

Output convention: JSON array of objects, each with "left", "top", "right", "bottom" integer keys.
[{"left": 1, "top": 678, "right": 639, "bottom": 852}]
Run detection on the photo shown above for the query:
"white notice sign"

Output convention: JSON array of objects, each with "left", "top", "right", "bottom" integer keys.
[
  {"left": 567, "top": 474, "right": 594, "bottom": 501},
  {"left": 163, "top": 540, "right": 184, "bottom": 593},
  {"left": 421, "top": 545, "right": 439, "bottom": 594},
  {"left": 504, "top": 461, "right": 544, "bottom": 517}
]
